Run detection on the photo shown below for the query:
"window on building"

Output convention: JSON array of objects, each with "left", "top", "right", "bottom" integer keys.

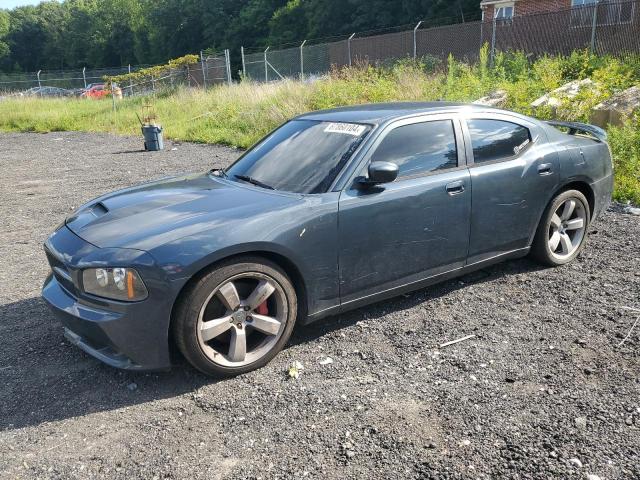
[
  {"left": 495, "top": 5, "right": 515, "bottom": 21},
  {"left": 571, "top": 0, "right": 634, "bottom": 27}
]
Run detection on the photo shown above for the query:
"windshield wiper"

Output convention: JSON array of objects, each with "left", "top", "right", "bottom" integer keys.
[
  {"left": 233, "top": 174, "right": 274, "bottom": 190},
  {"left": 208, "top": 168, "right": 228, "bottom": 178}
]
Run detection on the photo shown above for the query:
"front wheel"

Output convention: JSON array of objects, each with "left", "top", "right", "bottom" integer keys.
[
  {"left": 531, "top": 189, "right": 590, "bottom": 266},
  {"left": 172, "top": 257, "right": 298, "bottom": 377}
]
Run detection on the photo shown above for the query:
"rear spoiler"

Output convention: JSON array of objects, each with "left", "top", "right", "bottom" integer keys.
[{"left": 546, "top": 121, "right": 607, "bottom": 143}]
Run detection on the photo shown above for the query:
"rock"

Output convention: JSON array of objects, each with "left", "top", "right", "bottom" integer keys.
[
  {"left": 624, "top": 206, "right": 640, "bottom": 216},
  {"left": 319, "top": 357, "right": 334, "bottom": 366},
  {"left": 586, "top": 474, "right": 602, "bottom": 480},
  {"left": 531, "top": 79, "right": 597, "bottom": 115},
  {"left": 568, "top": 458, "right": 583, "bottom": 468},
  {"left": 473, "top": 90, "right": 508, "bottom": 107},
  {"left": 590, "top": 86, "right": 640, "bottom": 128},
  {"left": 341, "top": 441, "right": 356, "bottom": 459},
  {"left": 127, "top": 382, "right": 138, "bottom": 391},
  {"left": 575, "top": 416, "right": 588, "bottom": 430}
]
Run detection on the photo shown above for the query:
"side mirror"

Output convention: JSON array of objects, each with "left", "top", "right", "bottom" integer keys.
[{"left": 359, "top": 161, "right": 399, "bottom": 186}]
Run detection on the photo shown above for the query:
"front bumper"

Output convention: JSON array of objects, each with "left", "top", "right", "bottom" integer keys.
[{"left": 41, "top": 226, "right": 175, "bottom": 371}]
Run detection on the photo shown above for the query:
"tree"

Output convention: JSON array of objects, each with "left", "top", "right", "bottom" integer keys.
[
  {"left": 0, "top": 0, "right": 485, "bottom": 73},
  {"left": 0, "top": 10, "right": 10, "bottom": 69}
]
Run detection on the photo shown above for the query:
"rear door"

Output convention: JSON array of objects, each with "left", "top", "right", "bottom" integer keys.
[
  {"left": 337, "top": 114, "right": 471, "bottom": 305},
  {"left": 463, "top": 114, "right": 560, "bottom": 264}
]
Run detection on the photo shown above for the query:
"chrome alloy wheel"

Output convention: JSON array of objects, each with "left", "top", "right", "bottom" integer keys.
[
  {"left": 196, "top": 272, "right": 288, "bottom": 367},
  {"left": 548, "top": 197, "right": 587, "bottom": 261}
]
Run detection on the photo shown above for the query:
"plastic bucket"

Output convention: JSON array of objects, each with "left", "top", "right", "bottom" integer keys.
[{"left": 142, "top": 125, "right": 164, "bottom": 151}]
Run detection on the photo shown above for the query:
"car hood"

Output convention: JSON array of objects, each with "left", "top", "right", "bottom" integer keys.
[{"left": 65, "top": 173, "right": 301, "bottom": 250}]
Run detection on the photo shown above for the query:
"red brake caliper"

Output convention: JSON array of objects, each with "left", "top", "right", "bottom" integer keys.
[{"left": 256, "top": 301, "right": 269, "bottom": 315}]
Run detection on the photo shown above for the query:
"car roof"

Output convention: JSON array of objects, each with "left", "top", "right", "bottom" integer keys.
[{"left": 295, "top": 102, "right": 498, "bottom": 124}]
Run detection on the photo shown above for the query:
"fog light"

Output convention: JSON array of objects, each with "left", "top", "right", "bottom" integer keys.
[{"left": 82, "top": 268, "right": 147, "bottom": 301}]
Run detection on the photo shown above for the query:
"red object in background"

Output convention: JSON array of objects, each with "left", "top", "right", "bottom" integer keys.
[
  {"left": 81, "top": 83, "right": 122, "bottom": 99},
  {"left": 82, "top": 84, "right": 108, "bottom": 98}
]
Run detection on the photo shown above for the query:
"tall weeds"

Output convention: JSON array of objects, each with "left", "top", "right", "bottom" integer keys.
[{"left": 0, "top": 51, "right": 638, "bottom": 203}]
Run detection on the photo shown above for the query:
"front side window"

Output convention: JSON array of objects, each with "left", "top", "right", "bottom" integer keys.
[
  {"left": 370, "top": 120, "right": 458, "bottom": 179},
  {"left": 224, "top": 120, "right": 371, "bottom": 194},
  {"left": 468, "top": 119, "right": 531, "bottom": 164}
]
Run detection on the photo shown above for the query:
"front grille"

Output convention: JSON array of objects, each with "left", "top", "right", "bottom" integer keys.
[{"left": 45, "top": 248, "right": 78, "bottom": 296}]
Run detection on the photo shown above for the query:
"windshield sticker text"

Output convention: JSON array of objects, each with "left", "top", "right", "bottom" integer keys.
[{"left": 324, "top": 123, "right": 367, "bottom": 136}]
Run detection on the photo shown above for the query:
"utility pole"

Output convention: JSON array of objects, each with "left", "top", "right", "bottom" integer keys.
[
  {"left": 347, "top": 33, "right": 355, "bottom": 67},
  {"left": 300, "top": 40, "right": 307, "bottom": 79},
  {"left": 590, "top": 0, "right": 599, "bottom": 53},
  {"left": 490, "top": 17, "right": 497, "bottom": 67},
  {"left": 413, "top": 21, "right": 423, "bottom": 60},
  {"left": 241, "top": 46, "right": 246, "bottom": 78},
  {"left": 224, "top": 49, "right": 232, "bottom": 86},
  {"left": 200, "top": 50, "right": 207, "bottom": 89},
  {"left": 128, "top": 64, "right": 132, "bottom": 96}
]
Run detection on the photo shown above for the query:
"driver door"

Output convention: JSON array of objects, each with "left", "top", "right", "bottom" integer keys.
[{"left": 337, "top": 115, "right": 471, "bottom": 306}]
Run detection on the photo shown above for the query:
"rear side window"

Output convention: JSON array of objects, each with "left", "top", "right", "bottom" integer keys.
[
  {"left": 468, "top": 119, "right": 531, "bottom": 164},
  {"left": 371, "top": 120, "right": 458, "bottom": 178}
]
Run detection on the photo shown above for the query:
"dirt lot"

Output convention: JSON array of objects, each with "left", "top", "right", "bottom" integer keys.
[{"left": 0, "top": 131, "right": 638, "bottom": 480}]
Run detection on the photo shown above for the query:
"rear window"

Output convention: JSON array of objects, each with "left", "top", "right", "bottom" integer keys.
[{"left": 468, "top": 119, "right": 531, "bottom": 164}]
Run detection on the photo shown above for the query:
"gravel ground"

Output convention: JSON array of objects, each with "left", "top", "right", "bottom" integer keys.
[{"left": 0, "top": 131, "right": 638, "bottom": 480}]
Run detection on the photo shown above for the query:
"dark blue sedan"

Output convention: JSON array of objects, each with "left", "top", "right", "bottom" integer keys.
[{"left": 42, "top": 102, "right": 613, "bottom": 376}]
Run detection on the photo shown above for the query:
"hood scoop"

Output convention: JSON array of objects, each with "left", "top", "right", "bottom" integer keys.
[{"left": 91, "top": 202, "right": 109, "bottom": 217}]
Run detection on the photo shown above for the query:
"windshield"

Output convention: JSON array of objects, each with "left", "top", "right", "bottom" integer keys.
[{"left": 224, "top": 120, "right": 371, "bottom": 194}]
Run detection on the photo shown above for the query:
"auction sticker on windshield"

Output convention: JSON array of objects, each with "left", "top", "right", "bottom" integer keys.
[{"left": 324, "top": 123, "right": 367, "bottom": 136}]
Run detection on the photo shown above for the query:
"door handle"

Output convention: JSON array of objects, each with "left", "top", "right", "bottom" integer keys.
[
  {"left": 537, "top": 163, "right": 553, "bottom": 175},
  {"left": 446, "top": 181, "right": 465, "bottom": 195}
]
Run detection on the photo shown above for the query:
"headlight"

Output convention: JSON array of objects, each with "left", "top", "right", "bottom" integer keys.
[{"left": 82, "top": 268, "right": 148, "bottom": 301}]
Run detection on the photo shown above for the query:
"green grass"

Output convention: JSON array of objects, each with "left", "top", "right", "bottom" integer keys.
[{"left": 0, "top": 49, "right": 638, "bottom": 204}]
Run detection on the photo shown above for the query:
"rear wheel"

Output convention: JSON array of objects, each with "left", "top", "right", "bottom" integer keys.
[
  {"left": 531, "top": 189, "right": 590, "bottom": 266},
  {"left": 173, "top": 257, "right": 297, "bottom": 377}
]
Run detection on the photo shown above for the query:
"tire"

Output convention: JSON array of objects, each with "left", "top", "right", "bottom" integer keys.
[
  {"left": 531, "top": 189, "right": 591, "bottom": 267},
  {"left": 172, "top": 256, "right": 298, "bottom": 377}
]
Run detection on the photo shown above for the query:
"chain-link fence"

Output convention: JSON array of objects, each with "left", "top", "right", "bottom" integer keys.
[
  {"left": 241, "top": 0, "right": 640, "bottom": 82},
  {"left": 0, "top": 50, "right": 231, "bottom": 97},
  {"left": 2, "top": 0, "right": 639, "bottom": 95},
  {"left": 0, "top": 66, "right": 138, "bottom": 94}
]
